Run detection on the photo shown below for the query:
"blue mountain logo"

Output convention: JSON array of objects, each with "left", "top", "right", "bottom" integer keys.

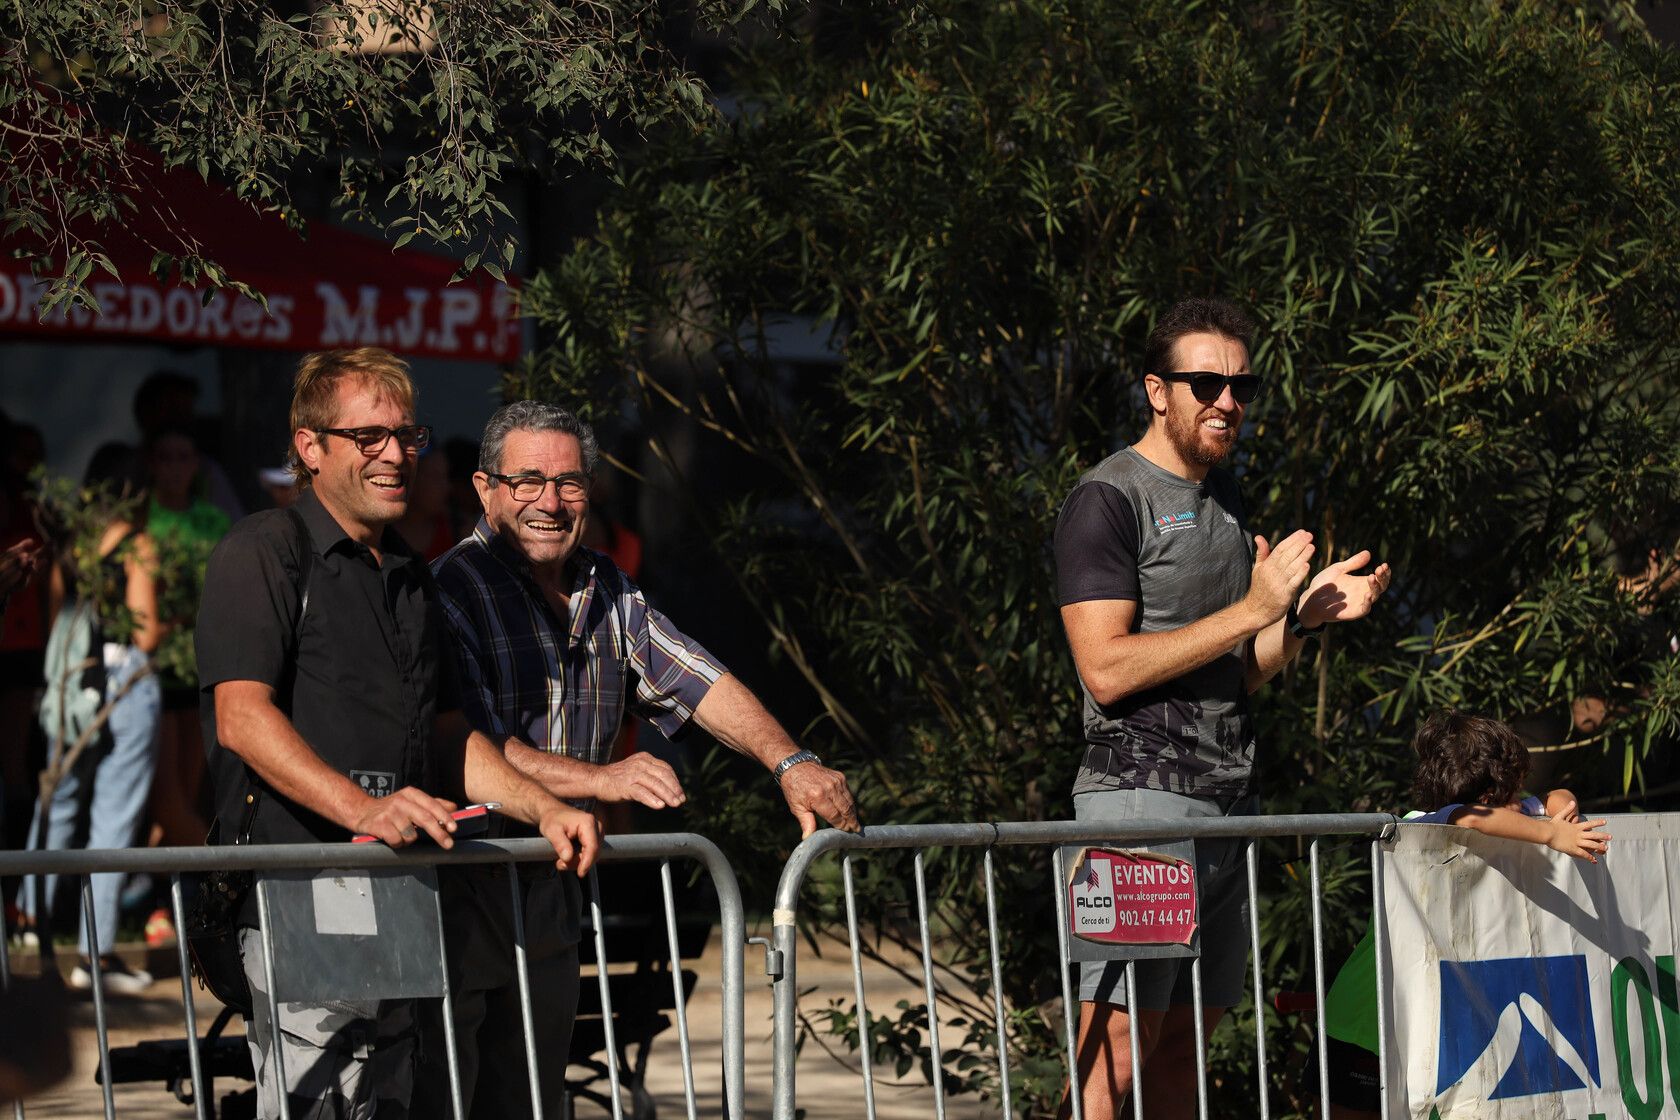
[{"left": 1436, "top": 955, "right": 1599, "bottom": 1100}]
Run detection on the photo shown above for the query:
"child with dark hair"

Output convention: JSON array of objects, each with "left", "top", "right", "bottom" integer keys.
[{"left": 1319, "top": 709, "right": 1611, "bottom": 1118}]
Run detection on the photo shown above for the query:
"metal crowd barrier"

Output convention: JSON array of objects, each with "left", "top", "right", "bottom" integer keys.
[
  {"left": 0, "top": 833, "right": 744, "bottom": 1120},
  {"left": 768, "top": 815, "right": 1400, "bottom": 1120}
]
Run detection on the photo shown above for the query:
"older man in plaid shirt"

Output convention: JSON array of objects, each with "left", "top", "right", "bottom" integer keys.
[{"left": 414, "top": 399, "right": 858, "bottom": 1120}]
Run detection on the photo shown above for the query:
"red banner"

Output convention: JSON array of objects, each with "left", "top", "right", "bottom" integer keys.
[
  {"left": 0, "top": 146, "right": 519, "bottom": 362},
  {"left": 1067, "top": 847, "right": 1198, "bottom": 947}
]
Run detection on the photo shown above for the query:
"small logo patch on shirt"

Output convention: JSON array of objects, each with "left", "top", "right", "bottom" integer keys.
[
  {"left": 352, "top": 770, "right": 396, "bottom": 798},
  {"left": 1154, "top": 510, "right": 1198, "bottom": 534}
]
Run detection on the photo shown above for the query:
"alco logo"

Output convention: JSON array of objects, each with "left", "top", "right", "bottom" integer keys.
[{"left": 1436, "top": 955, "right": 1599, "bottom": 1100}]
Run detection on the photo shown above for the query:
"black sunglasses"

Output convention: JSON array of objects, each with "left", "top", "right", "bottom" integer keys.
[
  {"left": 317, "top": 425, "right": 433, "bottom": 454},
  {"left": 1156, "top": 371, "right": 1262, "bottom": 405}
]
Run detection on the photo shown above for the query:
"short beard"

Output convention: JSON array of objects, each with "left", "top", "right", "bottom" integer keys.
[{"left": 1166, "top": 404, "right": 1233, "bottom": 468}]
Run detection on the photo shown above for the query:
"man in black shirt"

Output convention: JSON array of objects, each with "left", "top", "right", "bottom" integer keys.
[
  {"left": 197, "top": 348, "right": 599, "bottom": 1120},
  {"left": 1054, "top": 299, "right": 1391, "bottom": 1119}
]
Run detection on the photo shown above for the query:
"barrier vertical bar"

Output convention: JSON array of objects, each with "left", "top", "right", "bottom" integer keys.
[
  {"left": 254, "top": 878, "right": 292, "bottom": 1120},
  {"left": 81, "top": 879, "right": 116, "bottom": 1120},
  {"left": 1190, "top": 956, "right": 1208, "bottom": 1120},
  {"left": 771, "top": 889, "right": 799, "bottom": 1120},
  {"left": 433, "top": 875, "right": 465, "bottom": 1120},
  {"left": 1050, "top": 846, "right": 1082, "bottom": 1120},
  {"left": 658, "top": 860, "right": 699, "bottom": 1120},
  {"left": 1247, "top": 841, "right": 1269, "bottom": 1120},
  {"left": 841, "top": 855, "right": 879, "bottom": 1120},
  {"left": 1373, "top": 839, "right": 1390, "bottom": 1120},
  {"left": 169, "top": 874, "right": 209, "bottom": 1120},
  {"left": 1125, "top": 960, "right": 1142, "bottom": 1119},
  {"left": 981, "top": 848, "right": 1012, "bottom": 1119},
  {"left": 711, "top": 849, "right": 745, "bottom": 1120},
  {"left": 1309, "top": 840, "right": 1331, "bottom": 1118},
  {"left": 508, "top": 864, "right": 545, "bottom": 1120},
  {"left": 588, "top": 868, "right": 625, "bottom": 1120},
  {"left": 912, "top": 850, "right": 947, "bottom": 1120}
]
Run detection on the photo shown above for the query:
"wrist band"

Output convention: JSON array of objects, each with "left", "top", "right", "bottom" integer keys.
[
  {"left": 1286, "top": 600, "right": 1326, "bottom": 641},
  {"left": 773, "top": 749, "right": 821, "bottom": 783}
]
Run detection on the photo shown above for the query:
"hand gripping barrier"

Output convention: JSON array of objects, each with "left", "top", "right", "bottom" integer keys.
[
  {"left": 0, "top": 834, "right": 744, "bottom": 1120},
  {"left": 768, "top": 814, "right": 1398, "bottom": 1120}
]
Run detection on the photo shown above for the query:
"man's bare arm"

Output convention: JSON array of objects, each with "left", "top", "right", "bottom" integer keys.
[
  {"left": 213, "top": 680, "right": 458, "bottom": 847},
  {"left": 435, "top": 710, "right": 599, "bottom": 873},
  {"left": 693, "top": 672, "right": 858, "bottom": 837},
  {"left": 1063, "top": 530, "right": 1314, "bottom": 706},
  {"left": 501, "top": 737, "right": 685, "bottom": 809}
]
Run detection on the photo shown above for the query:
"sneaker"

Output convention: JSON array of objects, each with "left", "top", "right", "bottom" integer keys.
[
  {"left": 144, "top": 908, "right": 177, "bottom": 947},
  {"left": 69, "top": 955, "right": 154, "bottom": 995},
  {"left": 6, "top": 905, "right": 38, "bottom": 947}
]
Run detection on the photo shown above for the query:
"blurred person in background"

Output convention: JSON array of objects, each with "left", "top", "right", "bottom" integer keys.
[
  {"left": 394, "top": 444, "right": 455, "bottom": 561},
  {"left": 0, "top": 411, "right": 49, "bottom": 897},
  {"left": 25, "top": 442, "right": 163, "bottom": 993},
  {"left": 132, "top": 371, "right": 244, "bottom": 522},
  {"left": 135, "top": 425, "right": 231, "bottom": 944},
  {"left": 258, "top": 466, "right": 299, "bottom": 509},
  {"left": 0, "top": 502, "right": 68, "bottom": 1103},
  {"left": 442, "top": 436, "right": 482, "bottom": 541}
]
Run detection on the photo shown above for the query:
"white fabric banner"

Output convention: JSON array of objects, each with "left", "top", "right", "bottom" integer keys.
[{"left": 1383, "top": 814, "right": 1680, "bottom": 1120}]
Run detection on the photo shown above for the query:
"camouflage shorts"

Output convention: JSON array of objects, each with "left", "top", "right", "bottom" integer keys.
[{"left": 239, "top": 927, "right": 417, "bottom": 1120}]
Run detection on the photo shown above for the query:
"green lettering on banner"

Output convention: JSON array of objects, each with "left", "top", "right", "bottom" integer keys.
[
  {"left": 1613, "top": 957, "right": 1664, "bottom": 1120},
  {"left": 1657, "top": 955, "right": 1680, "bottom": 1103}
]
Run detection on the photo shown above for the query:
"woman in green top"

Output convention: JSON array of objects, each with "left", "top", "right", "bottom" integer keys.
[{"left": 138, "top": 428, "right": 229, "bottom": 913}]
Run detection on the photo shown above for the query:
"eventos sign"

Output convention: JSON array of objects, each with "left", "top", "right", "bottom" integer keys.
[
  {"left": 1067, "top": 847, "right": 1197, "bottom": 947},
  {"left": 1383, "top": 816, "right": 1680, "bottom": 1119},
  {"left": 0, "top": 271, "right": 519, "bottom": 362}
]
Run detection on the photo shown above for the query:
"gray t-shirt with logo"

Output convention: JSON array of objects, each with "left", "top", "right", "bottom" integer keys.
[{"left": 1054, "top": 447, "right": 1256, "bottom": 797}]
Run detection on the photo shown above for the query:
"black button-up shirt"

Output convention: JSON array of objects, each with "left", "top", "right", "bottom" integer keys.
[{"left": 197, "top": 489, "right": 459, "bottom": 846}]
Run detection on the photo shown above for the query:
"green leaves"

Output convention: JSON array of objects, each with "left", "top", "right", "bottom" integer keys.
[
  {"left": 518, "top": 0, "right": 1680, "bottom": 1114},
  {"left": 3, "top": 0, "right": 743, "bottom": 313}
]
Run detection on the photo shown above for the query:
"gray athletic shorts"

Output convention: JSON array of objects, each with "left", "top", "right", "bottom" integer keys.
[{"left": 1074, "top": 786, "right": 1256, "bottom": 1012}]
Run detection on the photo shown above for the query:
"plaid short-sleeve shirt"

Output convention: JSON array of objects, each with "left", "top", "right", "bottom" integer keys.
[{"left": 431, "top": 519, "right": 726, "bottom": 773}]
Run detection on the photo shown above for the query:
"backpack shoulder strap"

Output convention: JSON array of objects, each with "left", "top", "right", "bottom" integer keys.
[
  {"left": 224, "top": 507, "right": 315, "bottom": 844},
  {"left": 284, "top": 505, "right": 314, "bottom": 635}
]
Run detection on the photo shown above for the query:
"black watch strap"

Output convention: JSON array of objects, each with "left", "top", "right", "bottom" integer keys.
[{"left": 1286, "top": 601, "right": 1325, "bottom": 641}]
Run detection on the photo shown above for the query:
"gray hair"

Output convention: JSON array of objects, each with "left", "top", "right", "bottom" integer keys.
[{"left": 478, "top": 400, "right": 600, "bottom": 478}]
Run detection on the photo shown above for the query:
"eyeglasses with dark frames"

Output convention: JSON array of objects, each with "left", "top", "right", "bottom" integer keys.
[
  {"left": 316, "top": 425, "right": 433, "bottom": 454},
  {"left": 489, "top": 472, "right": 592, "bottom": 501},
  {"left": 1155, "top": 371, "right": 1262, "bottom": 405}
]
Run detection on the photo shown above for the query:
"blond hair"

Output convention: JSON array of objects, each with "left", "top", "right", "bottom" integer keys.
[{"left": 287, "top": 348, "right": 416, "bottom": 487}]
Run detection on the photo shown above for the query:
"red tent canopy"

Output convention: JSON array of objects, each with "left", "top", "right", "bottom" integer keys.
[{"left": 0, "top": 147, "right": 520, "bottom": 362}]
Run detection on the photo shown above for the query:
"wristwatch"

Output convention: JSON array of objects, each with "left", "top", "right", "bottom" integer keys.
[
  {"left": 1286, "top": 600, "right": 1326, "bottom": 641},
  {"left": 773, "top": 749, "right": 822, "bottom": 783}
]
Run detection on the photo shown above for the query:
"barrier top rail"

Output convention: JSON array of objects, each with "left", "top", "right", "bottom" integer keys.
[
  {"left": 0, "top": 833, "right": 727, "bottom": 878},
  {"left": 773, "top": 813, "right": 1400, "bottom": 909}
]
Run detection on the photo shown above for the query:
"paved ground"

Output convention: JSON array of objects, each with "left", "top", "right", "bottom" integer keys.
[{"left": 8, "top": 931, "right": 1000, "bottom": 1119}]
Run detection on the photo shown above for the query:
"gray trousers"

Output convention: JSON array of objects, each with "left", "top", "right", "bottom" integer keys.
[
  {"left": 412, "top": 869, "right": 581, "bottom": 1120},
  {"left": 240, "top": 927, "right": 417, "bottom": 1120}
]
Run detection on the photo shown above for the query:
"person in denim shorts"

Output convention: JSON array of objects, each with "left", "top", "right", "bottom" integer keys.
[{"left": 1053, "top": 298, "right": 1392, "bottom": 1120}]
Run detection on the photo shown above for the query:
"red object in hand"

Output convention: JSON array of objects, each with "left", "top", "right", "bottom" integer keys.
[{"left": 352, "top": 802, "right": 499, "bottom": 843}]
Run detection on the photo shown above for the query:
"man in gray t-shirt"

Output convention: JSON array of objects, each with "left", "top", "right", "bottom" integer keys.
[{"left": 1054, "top": 298, "right": 1391, "bottom": 1120}]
